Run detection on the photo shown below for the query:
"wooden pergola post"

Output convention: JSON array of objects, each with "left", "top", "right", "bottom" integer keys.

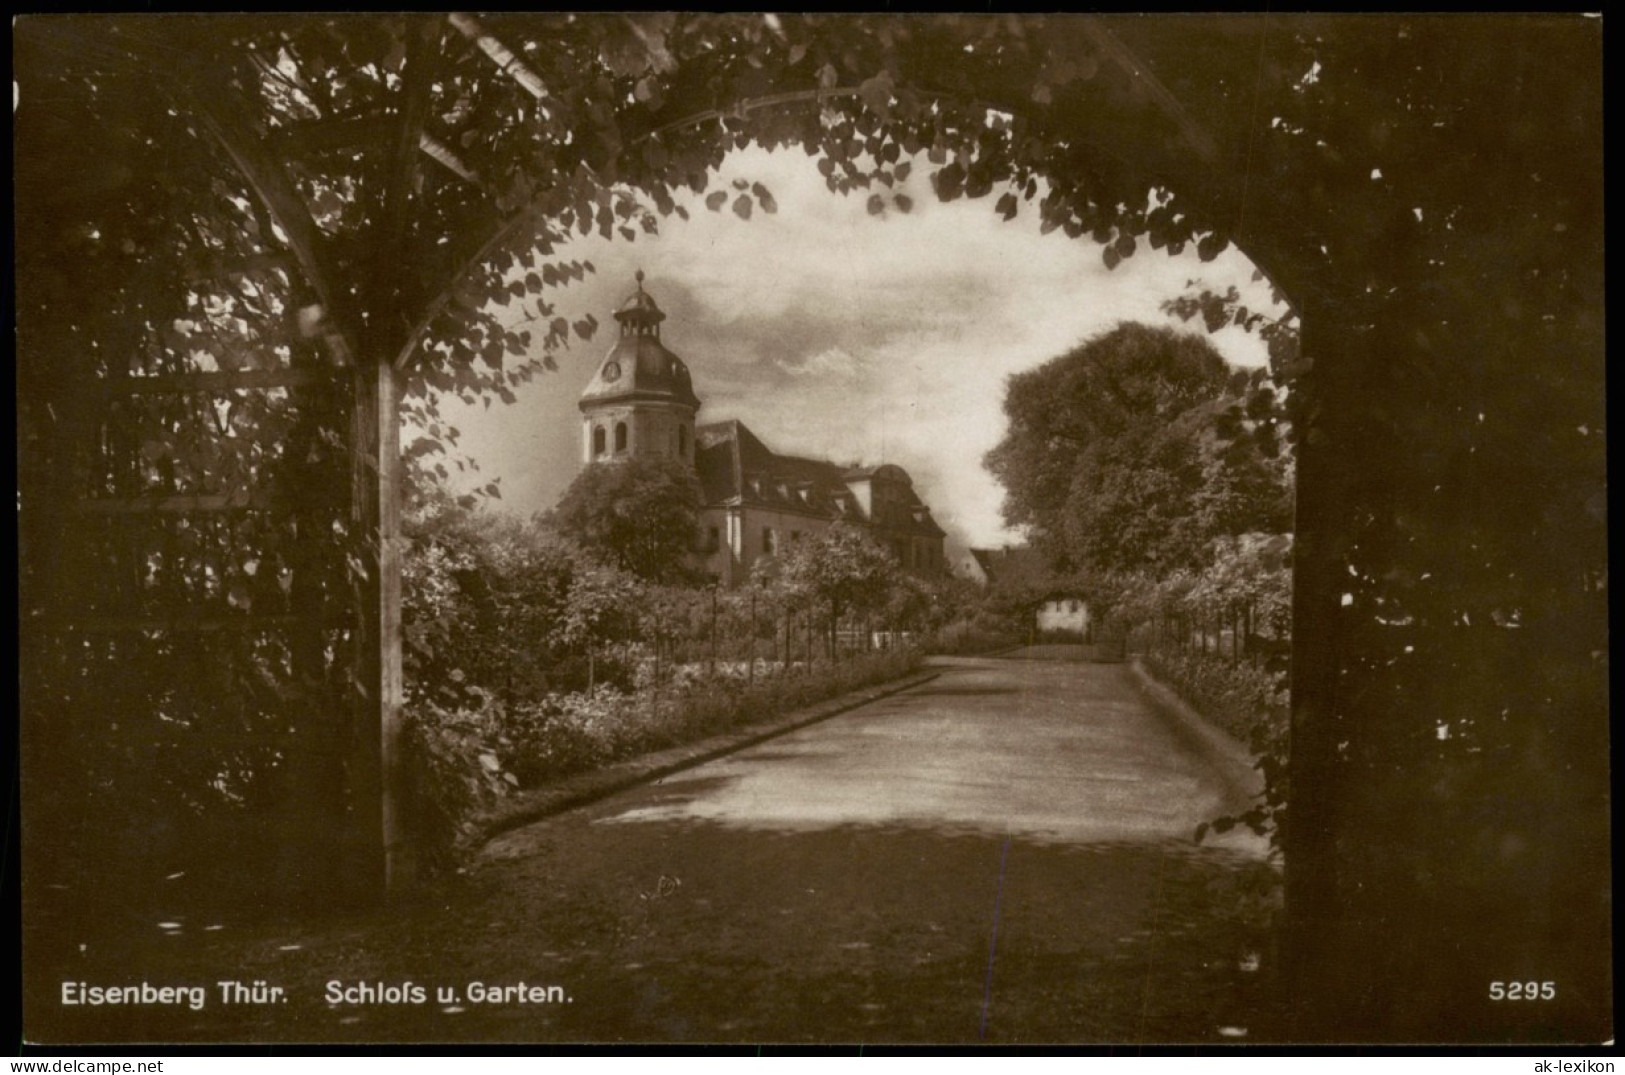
[{"left": 349, "top": 358, "right": 409, "bottom": 898}]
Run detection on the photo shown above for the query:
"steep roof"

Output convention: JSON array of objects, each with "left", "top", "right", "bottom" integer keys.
[
  {"left": 695, "top": 419, "right": 945, "bottom": 538},
  {"left": 579, "top": 274, "right": 699, "bottom": 411},
  {"left": 696, "top": 420, "right": 851, "bottom": 516},
  {"left": 578, "top": 334, "right": 700, "bottom": 410},
  {"left": 969, "top": 545, "right": 1078, "bottom": 593}
]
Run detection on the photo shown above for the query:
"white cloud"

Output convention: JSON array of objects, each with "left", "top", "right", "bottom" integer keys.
[{"left": 780, "top": 346, "right": 863, "bottom": 380}]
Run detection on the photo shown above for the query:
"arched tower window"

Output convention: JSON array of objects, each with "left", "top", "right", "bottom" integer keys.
[
  {"left": 592, "top": 426, "right": 606, "bottom": 457},
  {"left": 614, "top": 422, "right": 628, "bottom": 453}
]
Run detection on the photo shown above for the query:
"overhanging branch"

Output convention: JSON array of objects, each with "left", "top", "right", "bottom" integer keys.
[{"left": 1079, "top": 19, "right": 1219, "bottom": 165}]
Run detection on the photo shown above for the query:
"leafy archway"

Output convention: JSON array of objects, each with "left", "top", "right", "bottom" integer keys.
[{"left": 16, "top": 15, "right": 1604, "bottom": 1041}]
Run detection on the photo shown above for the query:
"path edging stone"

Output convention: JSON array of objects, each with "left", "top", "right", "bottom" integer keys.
[
  {"left": 473, "top": 668, "right": 942, "bottom": 849},
  {"left": 1126, "top": 657, "right": 1264, "bottom": 802}
]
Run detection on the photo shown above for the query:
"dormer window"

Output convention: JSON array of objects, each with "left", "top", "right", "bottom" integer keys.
[
  {"left": 615, "top": 422, "right": 628, "bottom": 453},
  {"left": 592, "top": 426, "right": 606, "bottom": 457}
]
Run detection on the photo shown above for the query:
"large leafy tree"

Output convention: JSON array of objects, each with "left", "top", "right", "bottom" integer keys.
[
  {"left": 986, "top": 323, "right": 1230, "bottom": 544},
  {"left": 548, "top": 456, "right": 704, "bottom": 584},
  {"left": 986, "top": 322, "right": 1288, "bottom": 576}
]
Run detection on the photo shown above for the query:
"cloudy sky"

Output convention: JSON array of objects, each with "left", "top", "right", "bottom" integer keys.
[{"left": 439, "top": 145, "right": 1280, "bottom": 561}]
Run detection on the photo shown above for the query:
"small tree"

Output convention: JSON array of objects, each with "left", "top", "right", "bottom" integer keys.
[
  {"left": 553, "top": 559, "right": 645, "bottom": 692},
  {"left": 549, "top": 456, "right": 704, "bottom": 584},
  {"left": 778, "top": 524, "right": 900, "bottom": 657}
]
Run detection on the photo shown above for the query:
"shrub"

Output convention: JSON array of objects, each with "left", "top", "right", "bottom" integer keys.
[
  {"left": 1141, "top": 649, "right": 1290, "bottom": 859},
  {"left": 1141, "top": 649, "right": 1287, "bottom": 751},
  {"left": 402, "top": 690, "right": 518, "bottom": 866},
  {"left": 927, "top": 615, "right": 1023, "bottom": 655},
  {"left": 500, "top": 648, "right": 923, "bottom": 788}
]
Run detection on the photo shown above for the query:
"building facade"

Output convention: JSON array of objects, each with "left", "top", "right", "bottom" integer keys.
[
  {"left": 578, "top": 274, "right": 946, "bottom": 585},
  {"left": 969, "top": 545, "right": 1092, "bottom": 639}
]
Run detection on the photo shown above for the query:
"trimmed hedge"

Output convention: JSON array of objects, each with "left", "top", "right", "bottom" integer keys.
[
  {"left": 1140, "top": 649, "right": 1287, "bottom": 752},
  {"left": 406, "top": 648, "right": 924, "bottom": 864}
]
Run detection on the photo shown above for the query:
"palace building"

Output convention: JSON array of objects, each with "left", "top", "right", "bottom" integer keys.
[{"left": 578, "top": 273, "right": 947, "bottom": 586}]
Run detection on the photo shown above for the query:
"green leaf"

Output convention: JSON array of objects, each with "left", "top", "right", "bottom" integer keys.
[{"left": 858, "top": 71, "right": 895, "bottom": 117}]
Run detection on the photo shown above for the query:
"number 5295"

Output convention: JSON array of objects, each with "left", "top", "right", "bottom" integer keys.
[{"left": 1490, "top": 981, "right": 1555, "bottom": 1000}]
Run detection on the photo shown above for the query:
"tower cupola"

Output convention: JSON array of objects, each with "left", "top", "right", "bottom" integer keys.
[{"left": 578, "top": 272, "right": 701, "bottom": 465}]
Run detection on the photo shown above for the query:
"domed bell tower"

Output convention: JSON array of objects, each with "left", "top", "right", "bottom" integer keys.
[{"left": 578, "top": 271, "right": 701, "bottom": 467}]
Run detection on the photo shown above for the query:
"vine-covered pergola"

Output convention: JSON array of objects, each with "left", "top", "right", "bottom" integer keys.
[{"left": 15, "top": 15, "right": 1604, "bottom": 1041}]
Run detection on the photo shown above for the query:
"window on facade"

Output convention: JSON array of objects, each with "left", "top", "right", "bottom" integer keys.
[
  {"left": 791, "top": 530, "right": 802, "bottom": 544},
  {"left": 592, "top": 426, "right": 606, "bottom": 457},
  {"left": 614, "top": 422, "right": 628, "bottom": 453},
  {"left": 708, "top": 526, "right": 720, "bottom": 552},
  {"left": 1069, "top": 600, "right": 1080, "bottom": 614},
  {"left": 678, "top": 425, "right": 688, "bottom": 458},
  {"left": 762, "top": 527, "right": 776, "bottom": 555}
]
